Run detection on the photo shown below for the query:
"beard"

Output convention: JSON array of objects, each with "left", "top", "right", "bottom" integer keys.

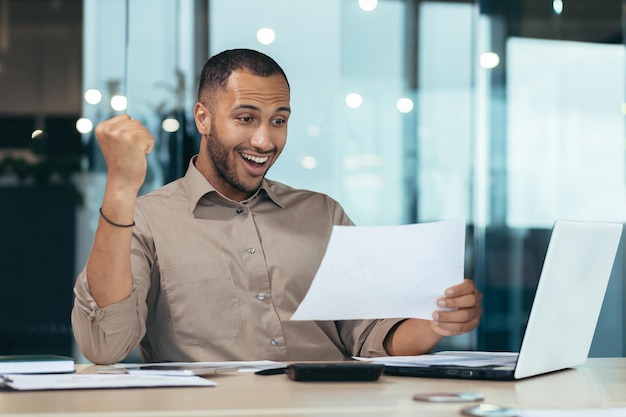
[{"left": 205, "top": 123, "right": 265, "bottom": 196}]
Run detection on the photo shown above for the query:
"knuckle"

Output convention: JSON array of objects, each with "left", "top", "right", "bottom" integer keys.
[
  {"left": 95, "top": 122, "right": 108, "bottom": 137},
  {"left": 463, "top": 310, "right": 474, "bottom": 322}
]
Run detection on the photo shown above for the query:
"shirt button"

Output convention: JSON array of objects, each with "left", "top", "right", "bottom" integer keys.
[
  {"left": 236, "top": 207, "right": 244, "bottom": 214},
  {"left": 257, "top": 292, "right": 266, "bottom": 300},
  {"left": 270, "top": 338, "right": 279, "bottom": 346},
  {"left": 247, "top": 248, "right": 256, "bottom": 254}
]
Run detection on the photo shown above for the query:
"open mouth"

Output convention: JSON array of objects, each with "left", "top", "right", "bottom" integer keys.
[
  {"left": 241, "top": 152, "right": 269, "bottom": 165},
  {"left": 240, "top": 152, "right": 271, "bottom": 177}
]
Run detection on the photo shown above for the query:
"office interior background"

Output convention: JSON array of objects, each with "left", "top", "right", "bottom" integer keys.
[{"left": 0, "top": 0, "right": 624, "bottom": 362}]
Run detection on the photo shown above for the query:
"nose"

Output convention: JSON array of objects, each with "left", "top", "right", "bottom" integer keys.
[{"left": 250, "top": 123, "right": 273, "bottom": 151}]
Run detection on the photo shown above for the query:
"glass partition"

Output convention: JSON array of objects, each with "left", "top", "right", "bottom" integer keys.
[{"left": 474, "top": 0, "right": 625, "bottom": 355}]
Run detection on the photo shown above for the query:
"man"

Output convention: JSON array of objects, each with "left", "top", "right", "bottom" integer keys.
[{"left": 72, "top": 48, "right": 482, "bottom": 365}]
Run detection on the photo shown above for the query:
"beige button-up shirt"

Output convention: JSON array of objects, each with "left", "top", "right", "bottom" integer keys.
[{"left": 72, "top": 159, "right": 404, "bottom": 365}]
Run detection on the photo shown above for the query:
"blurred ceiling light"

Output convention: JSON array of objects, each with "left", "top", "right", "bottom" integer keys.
[
  {"left": 396, "top": 98, "right": 414, "bottom": 113},
  {"left": 110, "top": 95, "right": 128, "bottom": 111},
  {"left": 301, "top": 156, "right": 318, "bottom": 170},
  {"left": 345, "top": 93, "right": 363, "bottom": 109},
  {"left": 553, "top": 0, "right": 563, "bottom": 14},
  {"left": 257, "top": 28, "right": 276, "bottom": 45},
  {"left": 76, "top": 118, "right": 94, "bottom": 134},
  {"left": 621, "top": 102, "right": 626, "bottom": 116},
  {"left": 84, "top": 89, "right": 102, "bottom": 105},
  {"left": 162, "top": 118, "right": 180, "bottom": 133},
  {"left": 359, "top": 0, "right": 377, "bottom": 11},
  {"left": 31, "top": 129, "right": 44, "bottom": 139},
  {"left": 480, "top": 52, "right": 500, "bottom": 69}
]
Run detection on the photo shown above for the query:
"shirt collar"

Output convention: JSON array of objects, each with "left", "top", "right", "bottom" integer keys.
[{"left": 182, "top": 156, "right": 285, "bottom": 213}]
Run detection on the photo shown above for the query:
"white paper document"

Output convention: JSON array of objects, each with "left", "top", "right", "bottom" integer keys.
[
  {"left": 290, "top": 219, "right": 466, "bottom": 321},
  {"left": 0, "top": 373, "right": 216, "bottom": 391},
  {"left": 354, "top": 351, "right": 519, "bottom": 368}
]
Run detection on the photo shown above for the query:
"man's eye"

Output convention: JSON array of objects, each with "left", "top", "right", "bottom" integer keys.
[
  {"left": 272, "top": 118, "right": 286, "bottom": 125},
  {"left": 238, "top": 116, "right": 253, "bottom": 123}
]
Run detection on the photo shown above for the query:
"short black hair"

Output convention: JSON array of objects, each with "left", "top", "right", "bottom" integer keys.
[{"left": 197, "top": 48, "right": 289, "bottom": 105}]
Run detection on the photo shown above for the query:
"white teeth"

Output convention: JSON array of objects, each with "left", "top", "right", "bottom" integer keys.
[{"left": 242, "top": 153, "right": 269, "bottom": 164}]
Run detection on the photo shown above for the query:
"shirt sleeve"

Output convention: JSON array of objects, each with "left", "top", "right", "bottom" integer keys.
[
  {"left": 336, "top": 318, "right": 407, "bottom": 357},
  {"left": 71, "top": 269, "right": 146, "bottom": 364},
  {"left": 71, "top": 206, "right": 153, "bottom": 365}
]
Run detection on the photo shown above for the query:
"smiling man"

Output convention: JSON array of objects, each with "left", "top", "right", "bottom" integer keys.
[{"left": 71, "top": 49, "right": 482, "bottom": 365}]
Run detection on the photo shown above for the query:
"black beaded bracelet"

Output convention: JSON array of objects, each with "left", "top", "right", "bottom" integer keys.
[{"left": 99, "top": 207, "right": 135, "bottom": 228}]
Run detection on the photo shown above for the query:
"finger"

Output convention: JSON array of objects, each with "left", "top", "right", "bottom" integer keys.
[
  {"left": 431, "top": 316, "right": 481, "bottom": 336},
  {"left": 434, "top": 304, "right": 482, "bottom": 325},
  {"left": 145, "top": 138, "right": 155, "bottom": 154},
  {"left": 98, "top": 117, "right": 153, "bottom": 151},
  {"left": 120, "top": 122, "right": 153, "bottom": 152},
  {"left": 432, "top": 307, "right": 482, "bottom": 334},
  {"left": 444, "top": 279, "right": 476, "bottom": 297},
  {"left": 438, "top": 290, "right": 482, "bottom": 309}
]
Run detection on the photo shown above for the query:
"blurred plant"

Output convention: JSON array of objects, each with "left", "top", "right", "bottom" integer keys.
[
  {"left": 154, "top": 68, "right": 186, "bottom": 113},
  {"left": 153, "top": 69, "right": 199, "bottom": 183}
]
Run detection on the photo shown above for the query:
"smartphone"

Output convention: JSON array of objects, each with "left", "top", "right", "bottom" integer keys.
[{"left": 286, "top": 363, "right": 384, "bottom": 382}]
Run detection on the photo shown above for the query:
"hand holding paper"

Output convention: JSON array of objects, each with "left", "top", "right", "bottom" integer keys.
[{"left": 290, "top": 219, "right": 466, "bottom": 321}]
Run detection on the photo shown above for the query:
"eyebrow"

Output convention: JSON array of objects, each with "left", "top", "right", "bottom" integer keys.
[{"left": 234, "top": 104, "right": 291, "bottom": 114}]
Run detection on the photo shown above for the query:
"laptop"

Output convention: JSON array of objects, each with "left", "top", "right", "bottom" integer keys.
[{"left": 383, "top": 220, "right": 623, "bottom": 380}]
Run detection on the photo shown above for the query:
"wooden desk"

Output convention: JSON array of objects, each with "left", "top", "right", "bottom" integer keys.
[{"left": 1, "top": 358, "right": 625, "bottom": 416}]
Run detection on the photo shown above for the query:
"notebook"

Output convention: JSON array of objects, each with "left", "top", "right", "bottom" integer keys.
[
  {"left": 382, "top": 220, "right": 623, "bottom": 380},
  {"left": 0, "top": 354, "right": 75, "bottom": 374}
]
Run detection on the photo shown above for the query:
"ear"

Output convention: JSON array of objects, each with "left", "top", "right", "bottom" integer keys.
[{"left": 194, "top": 102, "right": 211, "bottom": 135}]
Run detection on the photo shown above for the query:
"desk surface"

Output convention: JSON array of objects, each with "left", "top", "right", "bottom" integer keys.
[{"left": 1, "top": 358, "right": 625, "bottom": 417}]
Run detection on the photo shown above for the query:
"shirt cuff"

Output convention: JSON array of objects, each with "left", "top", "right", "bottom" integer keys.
[
  {"left": 74, "top": 268, "right": 139, "bottom": 335},
  {"left": 361, "top": 318, "right": 408, "bottom": 357}
]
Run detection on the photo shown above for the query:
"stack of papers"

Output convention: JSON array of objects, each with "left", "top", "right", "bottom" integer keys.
[{"left": 355, "top": 351, "right": 518, "bottom": 367}]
